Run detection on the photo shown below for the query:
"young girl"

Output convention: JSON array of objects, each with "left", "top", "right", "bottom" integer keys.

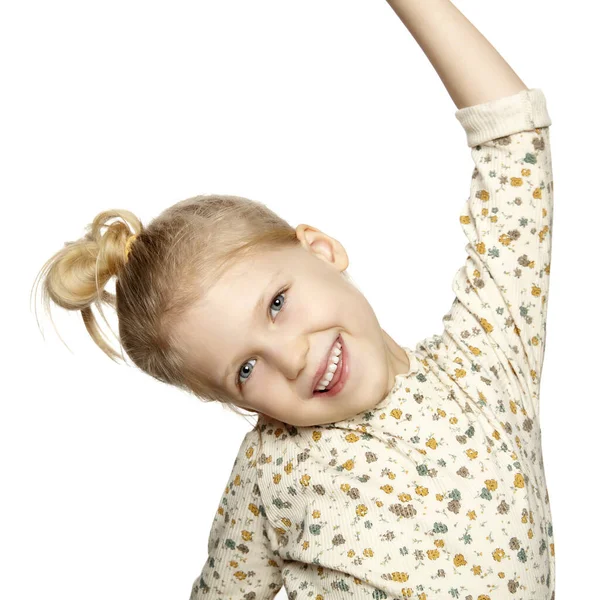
[{"left": 35, "top": 1, "right": 555, "bottom": 598}]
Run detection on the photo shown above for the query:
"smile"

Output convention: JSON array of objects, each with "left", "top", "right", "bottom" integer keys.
[{"left": 311, "top": 334, "right": 350, "bottom": 399}]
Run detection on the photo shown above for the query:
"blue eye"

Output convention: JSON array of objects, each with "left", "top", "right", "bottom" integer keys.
[{"left": 237, "top": 289, "right": 287, "bottom": 388}]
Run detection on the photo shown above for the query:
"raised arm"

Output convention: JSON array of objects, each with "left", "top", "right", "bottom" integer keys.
[{"left": 385, "top": 0, "right": 528, "bottom": 109}]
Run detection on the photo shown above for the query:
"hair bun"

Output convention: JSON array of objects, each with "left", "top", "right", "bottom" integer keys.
[{"left": 124, "top": 234, "right": 139, "bottom": 262}]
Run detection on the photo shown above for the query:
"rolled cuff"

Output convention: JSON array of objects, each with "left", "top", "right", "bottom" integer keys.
[{"left": 455, "top": 88, "right": 552, "bottom": 147}]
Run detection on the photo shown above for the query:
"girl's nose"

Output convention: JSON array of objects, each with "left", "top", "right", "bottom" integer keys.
[{"left": 268, "top": 334, "right": 309, "bottom": 380}]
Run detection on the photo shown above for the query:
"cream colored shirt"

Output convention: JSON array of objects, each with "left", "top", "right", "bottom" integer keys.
[{"left": 190, "top": 88, "right": 555, "bottom": 600}]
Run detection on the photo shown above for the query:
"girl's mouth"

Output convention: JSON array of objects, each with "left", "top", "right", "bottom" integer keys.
[{"left": 312, "top": 335, "right": 349, "bottom": 399}]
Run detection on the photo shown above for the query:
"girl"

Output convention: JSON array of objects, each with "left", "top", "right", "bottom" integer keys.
[{"left": 34, "top": 1, "right": 555, "bottom": 598}]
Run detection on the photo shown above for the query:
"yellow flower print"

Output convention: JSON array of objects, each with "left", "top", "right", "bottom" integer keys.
[
  {"left": 481, "top": 208, "right": 489, "bottom": 217},
  {"left": 347, "top": 550, "right": 355, "bottom": 558},
  {"left": 233, "top": 474, "right": 241, "bottom": 487},
  {"left": 509, "top": 400, "right": 518, "bottom": 414},
  {"left": 460, "top": 215, "right": 471, "bottom": 224},
  {"left": 300, "top": 474, "right": 311, "bottom": 487},
  {"left": 245, "top": 446, "right": 254, "bottom": 459},
  {"left": 249, "top": 503, "right": 260, "bottom": 516},
  {"left": 492, "top": 548, "right": 506, "bottom": 562},
  {"left": 341, "top": 483, "right": 351, "bottom": 493},
  {"left": 416, "top": 486, "right": 429, "bottom": 496},
  {"left": 514, "top": 473, "right": 525, "bottom": 488},
  {"left": 490, "top": 215, "right": 498, "bottom": 223},
  {"left": 467, "top": 510, "right": 477, "bottom": 520},
  {"left": 233, "top": 571, "right": 247, "bottom": 581},
  {"left": 498, "top": 572, "right": 506, "bottom": 579},
  {"left": 363, "top": 548, "right": 374, "bottom": 557},
  {"left": 284, "top": 461, "right": 293, "bottom": 474},
  {"left": 466, "top": 448, "right": 479, "bottom": 459},
  {"left": 274, "top": 428, "right": 284, "bottom": 438},
  {"left": 273, "top": 473, "right": 282, "bottom": 484},
  {"left": 302, "top": 541, "right": 310, "bottom": 550},
  {"left": 468, "top": 345, "right": 482, "bottom": 356},
  {"left": 390, "top": 571, "right": 410, "bottom": 582},
  {"left": 241, "top": 530, "right": 253, "bottom": 541},
  {"left": 312, "top": 509, "right": 321, "bottom": 518},
  {"left": 499, "top": 233, "right": 513, "bottom": 246},
  {"left": 478, "top": 190, "right": 490, "bottom": 201},
  {"left": 375, "top": 500, "right": 384, "bottom": 508},
  {"left": 454, "top": 368, "right": 467, "bottom": 378},
  {"left": 435, "top": 493, "right": 444, "bottom": 501},
  {"left": 533, "top": 187, "right": 542, "bottom": 199},
  {"left": 449, "top": 416, "right": 458, "bottom": 424},
  {"left": 345, "top": 433, "right": 360, "bottom": 443},
  {"left": 521, "top": 168, "right": 531, "bottom": 176},
  {"left": 531, "top": 284, "right": 541, "bottom": 297},
  {"left": 342, "top": 459, "right": 355, "bottom": 471},
  {"left": 532, "top": 335, "right": 540, "bottom": 347},
  {"left": 436, "top": 408, "right": 447, "bottom": 417},
  {"left": 380, "top": 484, "right": 394, "bottom": 494},
  {"left": 478, "top": 391, "right": 488, "bottom": 404},
  {"left": 312, "top": 430, "right": 322, "bottom": 442},
  {"left": 454, "top": 553, "right": 468, "bottom": 566},
  {"left": 281, "top": 517, "right": 291, "bottom": 529},
  {"left": 539, "top": 224, "right": 549, "bottom": 242},
  {"left": 471, "top": 565, "right": 482, "bottom": 575},
  {"left": 434, "top": 539, "right": 444, "bottom": 548},
  {"left": 356, "top": 504, "right": 368, "bottom": 517},
  {"left": 391, "top": 408, "right": 403, "bottom": 420},
  {"left": 485, "top": 479, "right": 498, "bottom": 491},
  {"left": 398, "top": 493, "right": 412, "bottom": 502},
  {"left": 479, "top": 317, "right": 494, "bottom": 333},
  {"left": 510, "top": 177, "right": 523, "bottom": 187},
  {"left": 492, "top": 430, "right": 500, "bottom": 440}
]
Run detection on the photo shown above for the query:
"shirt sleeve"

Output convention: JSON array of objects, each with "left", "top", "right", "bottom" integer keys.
[
  {"left": 440, "top": 88, "right": 554, "bottom": 415},
  {"left": 189, "top": 428, "right": 284, "bottom": 600}
]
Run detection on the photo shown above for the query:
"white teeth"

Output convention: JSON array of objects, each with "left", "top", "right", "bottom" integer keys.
[{"left": 315, "top": 341, "right": 343, "bottom": 391}]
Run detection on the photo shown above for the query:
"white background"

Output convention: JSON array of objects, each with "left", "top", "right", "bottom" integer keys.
[{"left": 1, "top": 1, "right": 596, "bottom": 598}]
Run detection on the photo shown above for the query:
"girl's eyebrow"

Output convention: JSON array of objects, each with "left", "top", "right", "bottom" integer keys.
[{"left": 220, "top": 267, "right": 285, "bottom": 388}]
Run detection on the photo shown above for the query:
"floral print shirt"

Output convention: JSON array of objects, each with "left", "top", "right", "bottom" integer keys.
[{"left": 190, "top": 88, "right": 555, "bottom": 600}]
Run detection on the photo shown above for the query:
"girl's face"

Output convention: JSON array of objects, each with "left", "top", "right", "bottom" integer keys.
[{"left": 174, "top": 224, "right": 410, "bottom": 427}]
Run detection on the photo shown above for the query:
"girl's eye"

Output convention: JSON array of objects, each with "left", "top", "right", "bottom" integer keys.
[{"left": 236, "top": 289, "right": 287, "bottom": 388}]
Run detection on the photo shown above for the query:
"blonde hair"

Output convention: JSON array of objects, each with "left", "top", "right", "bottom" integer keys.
[{"left": 32, "top": 194, "right": 303, "bottom": 443}]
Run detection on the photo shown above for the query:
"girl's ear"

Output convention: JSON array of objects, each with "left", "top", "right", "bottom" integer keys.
[{"left": 295, "top": 224, "right": 349, "bottom": 273}]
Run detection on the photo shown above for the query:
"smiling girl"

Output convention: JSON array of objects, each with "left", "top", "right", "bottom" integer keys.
[{"left": 35, "top": 1, "right": 555, "bottom": 598}]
